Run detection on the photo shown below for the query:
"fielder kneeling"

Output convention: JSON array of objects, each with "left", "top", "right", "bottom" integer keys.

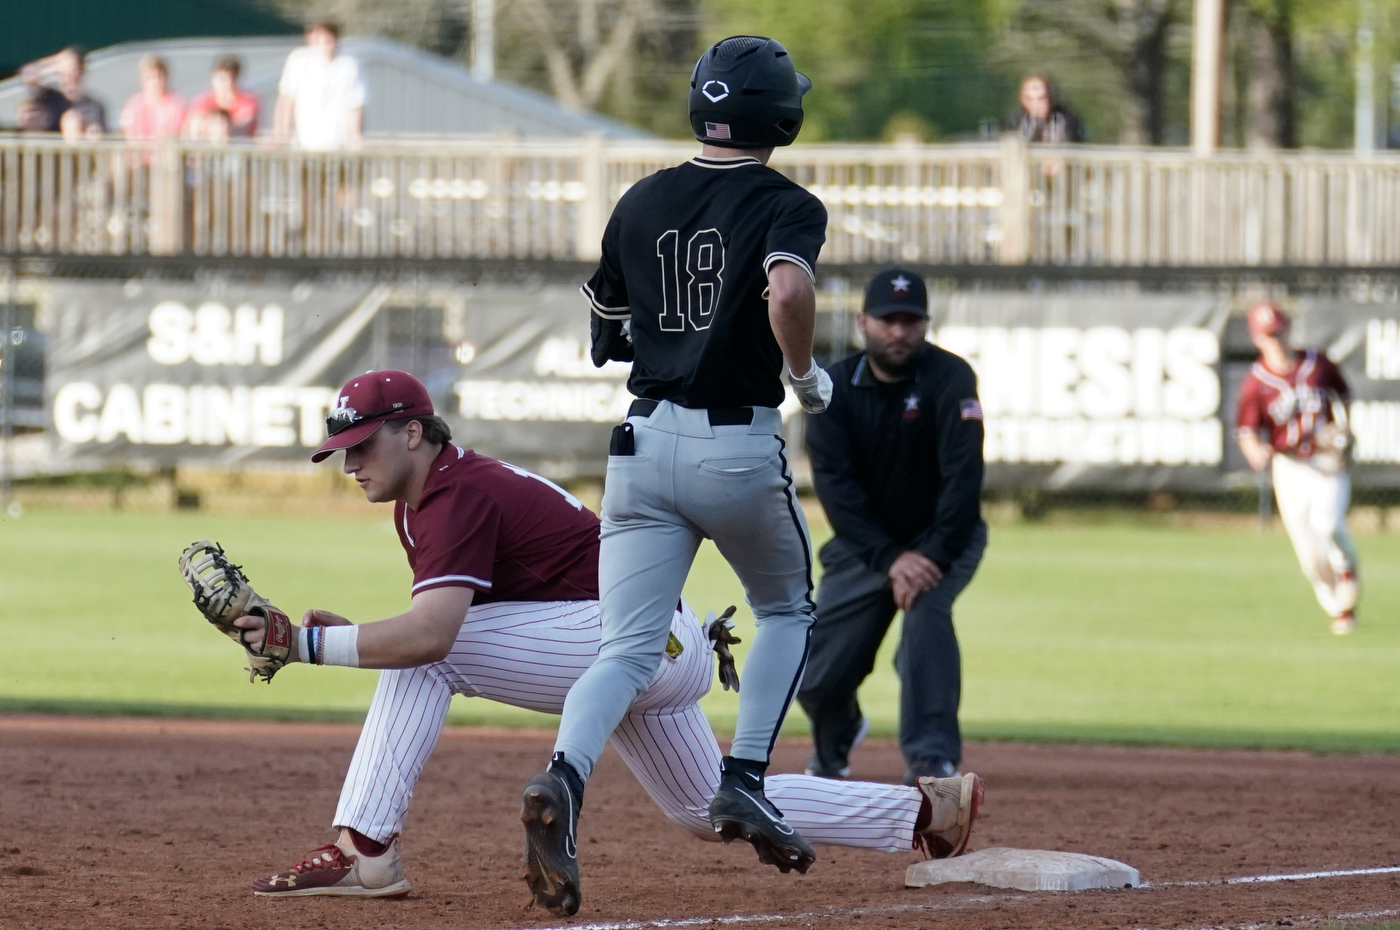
[
  {"left": 1236, "top": 302, "right": 1360, "bottom": 635},
  {"left": 229, "top": 370, "right": 982, "bottom": 900}
]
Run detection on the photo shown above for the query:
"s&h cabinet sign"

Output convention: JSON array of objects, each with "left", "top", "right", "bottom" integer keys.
[{"left": 15, "top": 278, "right": 1400, "bottom": 489}]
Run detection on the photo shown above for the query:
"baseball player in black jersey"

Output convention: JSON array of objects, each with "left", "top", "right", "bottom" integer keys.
[{"left": 519, "top": 36, "right": 833, "bottom": 916}]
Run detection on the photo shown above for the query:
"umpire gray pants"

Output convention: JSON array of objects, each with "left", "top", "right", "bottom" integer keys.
[
  {"left": 554, "top": 401, "right": 816, "bottom": 780},
  {"left": 798, "top": 522, "right": 986, "bottom": 777}
]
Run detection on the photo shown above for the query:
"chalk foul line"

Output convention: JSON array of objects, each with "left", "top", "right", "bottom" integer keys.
[
  {"left": 492, "top": 863, "right": 1400, "bottom": 930},
  {"left": 1159, "top": 863, "right": 1400, "bottom": 887}
]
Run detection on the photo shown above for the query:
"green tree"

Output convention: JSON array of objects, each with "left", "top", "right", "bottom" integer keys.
[
  {"left": 705, "top": 0, "right": 1010, "bottom": 141},
  {"left": 995, "top": 0, "right": 1188, "bottom": 144}
]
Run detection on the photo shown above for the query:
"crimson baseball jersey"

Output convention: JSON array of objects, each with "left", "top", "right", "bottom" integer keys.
[
  {"left": 394, "top": 445, "right": 600, "bottom": 602},
  {"left": 1236, "top": 349, "right": 1350, "bottom": 457}
]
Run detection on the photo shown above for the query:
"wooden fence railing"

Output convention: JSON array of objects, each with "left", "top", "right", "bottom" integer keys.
[{"left": 3, "top": 134, "right": 1400, "bottom": 267}]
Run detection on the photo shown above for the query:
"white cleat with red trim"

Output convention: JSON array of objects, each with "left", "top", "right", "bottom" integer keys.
[
  {"left": 251, "top": 828, "right": 410, "bottom": 897},
  {"left": 914, "top": 773, "right": 984, "bottom": 860}
]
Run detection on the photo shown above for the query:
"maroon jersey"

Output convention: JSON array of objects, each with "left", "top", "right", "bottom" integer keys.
[
  {"left": 394, "top": 445, "right": 600, "bottom": 602},
  {"left": 1236, "top": 349, "right": 1350, "bottom": 457}
]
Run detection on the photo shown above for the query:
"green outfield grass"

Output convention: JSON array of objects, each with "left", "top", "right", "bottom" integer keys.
[{"left": 1, "top": 507, "right": 1397, "bottom": 752}]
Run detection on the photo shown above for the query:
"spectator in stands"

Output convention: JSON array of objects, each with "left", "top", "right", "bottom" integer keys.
[
  {"left": 120, "top": 55, "right": 186, "bottom": 141},
  {"left": 274, "top": 21, "right": 365, "bottom": 150},
  {"left": 187, "top": 56, "right": 259, "bottom": 139},
  {"left": 1007, "top": 74, "right": 1085, "bottom": 144},
  {"left": 15, "top": 46, "right": 107, "bottom": 138},
  {"left": 185, "top": 108, "right": 232, "bottom": 144}
]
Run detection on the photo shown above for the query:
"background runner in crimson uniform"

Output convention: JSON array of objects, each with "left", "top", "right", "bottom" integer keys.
[
  {"left": 1235, "top": 345, "right": 1358, "bottom": 628},
  {"left": 393, "top": 445, "right": 599, "bottom": 603}
]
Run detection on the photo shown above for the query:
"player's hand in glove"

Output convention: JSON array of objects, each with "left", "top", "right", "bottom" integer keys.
[
  {"left": 706, "top": 605, "right": 742, "bottom": 692},
  {"left": 179, "top": 540, "right": 294, "bottom": 683},
  {"left": 789, "top": 362, "right": 833, "bottom": 414}
]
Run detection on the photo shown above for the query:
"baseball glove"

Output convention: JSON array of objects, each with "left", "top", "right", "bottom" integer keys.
[
  {"left": 1315, "top": 391, "right": 1352, "bottom": 454},
  {"left": 706, "top": 605, "right": 742, "bottom": 693},
  {"left": 178, "top": 540, "right": 293, "bottom": 683}
]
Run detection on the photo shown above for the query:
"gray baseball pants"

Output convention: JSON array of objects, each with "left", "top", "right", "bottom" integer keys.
[{"left": 553, "top": 401, "right": 817, "bottom": 780}]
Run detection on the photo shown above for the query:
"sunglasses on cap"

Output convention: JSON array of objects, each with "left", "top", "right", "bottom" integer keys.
[{"left": 325, "top": 402, "right": 418, "bottom": 437}]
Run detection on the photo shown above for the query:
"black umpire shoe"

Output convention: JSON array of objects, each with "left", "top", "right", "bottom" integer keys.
[
  {"left": 520, "top": 756, "right": 583, "bottom": 916},
  {"left": 708, "top": 756, "right": 815, "bottom": 874}
]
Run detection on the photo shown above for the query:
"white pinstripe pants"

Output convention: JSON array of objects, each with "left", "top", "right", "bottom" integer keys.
[{"left": 333, "top": 599, "right": 921, "bottom": 853}]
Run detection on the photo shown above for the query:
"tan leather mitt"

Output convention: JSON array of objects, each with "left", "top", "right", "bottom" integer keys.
[{"left": 178, "top": 540, "right": 293, "bottom": 683}]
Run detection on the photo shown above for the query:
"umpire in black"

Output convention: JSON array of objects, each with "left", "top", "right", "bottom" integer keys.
[{"left": 798, "top": 267, "right": 986, "bottom": 784}]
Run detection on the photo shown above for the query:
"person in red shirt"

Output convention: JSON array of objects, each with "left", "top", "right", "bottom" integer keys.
[
  {"left": 119, "top": 55, "right": 186, "bottom": 141},
  {"left": 1236, "top": 301, "right": 1360, "bottom": 634},
  {"left": 230, "top": 370, "right": 983, "bottom": 903},
  {"left": 185, "top": 56, "right": 259, "bottom": 139}
]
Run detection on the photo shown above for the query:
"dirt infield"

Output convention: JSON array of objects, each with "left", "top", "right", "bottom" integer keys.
[{"left": 2, "top": 715, "right": 1398, "bottom": 930}]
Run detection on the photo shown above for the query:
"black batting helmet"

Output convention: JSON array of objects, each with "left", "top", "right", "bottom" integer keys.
[{"left": 688, "top": 36, "right": 810, "bottom": 148}]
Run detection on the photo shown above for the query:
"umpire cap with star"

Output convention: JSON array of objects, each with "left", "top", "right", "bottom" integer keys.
[
  {"left": 863, "top": 267, "right": 928, "bottom": 319},
  {"left": 312, "top": 370, "right": 433, "bottom": 462}
]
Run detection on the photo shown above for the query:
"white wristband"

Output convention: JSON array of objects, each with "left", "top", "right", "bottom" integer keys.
[
  {"left": 298, "top": 624, "right": 361, "bottom": 667},
  {"left": 320, "top": 625, "right": 361, "bottom": 668}
]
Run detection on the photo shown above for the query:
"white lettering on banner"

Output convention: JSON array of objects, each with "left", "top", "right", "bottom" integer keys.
[
  {"left": 98, "top": 384, "right": 144, "bottom": 443},
  {"left": 455, "top": 380, "right": 634, "bottom": 423},
  {"left": 1366, "top": 320, "right": 1400, "bottom": 380},
  {"left": 1351, "top": 401, "right": 1400, "bottom": 462},
  {"left": 984, "top": 418, "right": 1223, "bottom": 465},
  {"left": 51, "top": 382, "right": 339, "bottom": 448},
  {"left": 934, "top": 326, "right": 1222, "bottom": 465},
  {"left": 532, "top": 337, "right": 631, "bottom": 379},
  {"left": 146, "top": 302, "right": 285, "bottom": 366},
  {"left": 53, "top": 382, "right": 103, "bottom": 443}
]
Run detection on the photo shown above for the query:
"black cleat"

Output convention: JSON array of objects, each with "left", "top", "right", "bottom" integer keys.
[
  {"left": 708, "top": 760, "right": 815, "bottom": 875},
  {"left": 520, "top": 770, "right": 581, "bottom": 916}
]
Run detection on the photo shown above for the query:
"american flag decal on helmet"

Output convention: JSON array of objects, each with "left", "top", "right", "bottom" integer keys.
[
  {"left": 705, "top": 122, "right": 732, "bottom": 140},
  {"left": 960, "top": 398, "right": 983, "bottom": 420}
]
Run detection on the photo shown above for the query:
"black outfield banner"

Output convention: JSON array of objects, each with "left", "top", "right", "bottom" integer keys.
[
  {"left": 9, "top": 277, "right": 1400, "bottom": 490},
  {"left": 34, "top": 280, "right": 387, "bottom": 475},
  {"left": 930, "top": 293, "right": 1229, "bottom": 491}
]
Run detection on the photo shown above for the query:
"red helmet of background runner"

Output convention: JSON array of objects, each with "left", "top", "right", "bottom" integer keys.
[{"left": 1247, "top": 301, "right": 1289, "bottom": 338}]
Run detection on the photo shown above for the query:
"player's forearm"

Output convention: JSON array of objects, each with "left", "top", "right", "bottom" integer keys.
[
  {"left": 297, "top": 587, "right": 472, "bottom": 669},
  {"left": 767, "top": 265, "right": 816, "bottom": 376},
  {"left": 1238, "top": 434, "right": 1272, "bottom": 472},
  {"left": 351, "top": 611, "right": 462, "bottom": 668}
]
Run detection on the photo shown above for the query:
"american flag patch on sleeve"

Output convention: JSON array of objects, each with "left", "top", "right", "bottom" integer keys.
[
  {"left": 705, "top": 122, "right": 731, "bottom": 140},
  {"left": 960, "top": 398, "right": 983, "bottom": 420}
]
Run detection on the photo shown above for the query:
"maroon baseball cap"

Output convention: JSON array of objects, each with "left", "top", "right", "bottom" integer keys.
[
  {"left": 311, "top": 370, "right": 433, "bottom": 463},
  {"left": 1247, "top": 301, "right": 1289, "bottom": 338}
]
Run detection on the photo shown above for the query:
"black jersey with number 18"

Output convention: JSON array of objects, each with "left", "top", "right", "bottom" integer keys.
[{"left": 582, "top": 153, "right": 828, "bottom": 410}]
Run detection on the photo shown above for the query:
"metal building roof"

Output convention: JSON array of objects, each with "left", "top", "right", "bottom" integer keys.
[
  {"left": 0, "top": 35, "right": 651, "bottom": 139},
  {"left": 0, "top": 0, "right": 297, "bottom": 76}
]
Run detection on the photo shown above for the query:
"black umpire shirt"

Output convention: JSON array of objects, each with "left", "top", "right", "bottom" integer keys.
[
  {"left": 807, "top": 346, "right": 985, "bottom": 574},
  {"left": 582, "top": 154, "right": 827, "bottom": 409}
]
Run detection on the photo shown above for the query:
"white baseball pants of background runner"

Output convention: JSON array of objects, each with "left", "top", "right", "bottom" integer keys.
[
  {"left": 553, "top": 402, "right": 816, "bottom": 779},
  {"left": 334, "top": 599, "right": 922, "bottom": 853},
  {"left": 1271, "top": 453, "right": 1359, "bottom": 617}
]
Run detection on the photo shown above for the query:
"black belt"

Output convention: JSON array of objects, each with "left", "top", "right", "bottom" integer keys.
[{"left": 628, "top": 398, "right": 754, "bottom": 426}]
